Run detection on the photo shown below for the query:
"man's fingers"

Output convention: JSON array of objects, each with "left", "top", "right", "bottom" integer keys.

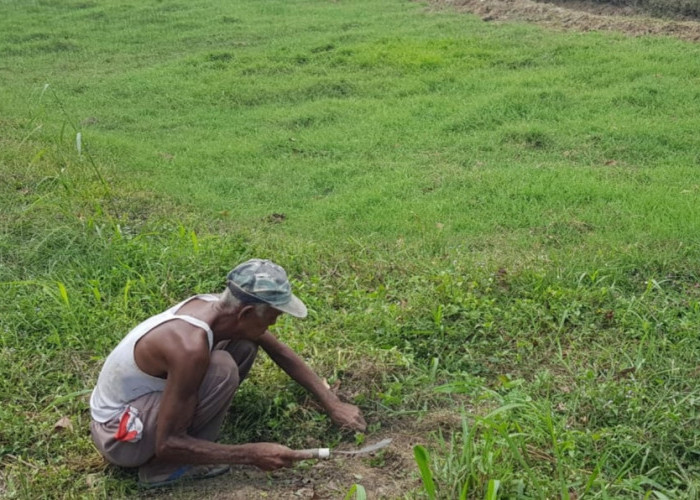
[
  {"left": 339, "top": 416, "right": 366, "bottom": 432},
  {"left": 290, "top": 449, "right": 318, "bottom": 460},
  {"left": 347, "top": 415, "right": 367, "bottom": 432}
]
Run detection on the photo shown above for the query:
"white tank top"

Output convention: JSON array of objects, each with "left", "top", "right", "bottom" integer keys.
[{"left": 90, "top": 294, "right": 219, "bottom": 423}]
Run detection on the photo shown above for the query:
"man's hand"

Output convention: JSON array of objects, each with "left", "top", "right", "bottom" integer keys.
[
  {"left": 327, "top": 401, "right": 367, "bottom": 432},
  {"left": 247, "top": 443, "right": 311, "bottom": 471},
  {"left": 257, "top": 333, "right": 368, "bottom": 433}
]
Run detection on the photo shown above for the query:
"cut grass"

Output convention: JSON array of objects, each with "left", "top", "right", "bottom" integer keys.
[{"left": 1, "top": 0, "right": 699, "bottom": 497}]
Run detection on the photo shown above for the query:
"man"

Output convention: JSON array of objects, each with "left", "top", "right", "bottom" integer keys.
[{"left": 90, "top": 258, "right": 366, "bottom": 488}]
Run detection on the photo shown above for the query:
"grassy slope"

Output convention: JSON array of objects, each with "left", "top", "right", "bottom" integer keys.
[{"left": 1, "top": 0, "right": 699, "bottom": 497}]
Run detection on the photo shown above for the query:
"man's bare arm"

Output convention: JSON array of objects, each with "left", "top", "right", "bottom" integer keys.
[{"left": 257, "top": 331, "right": 367, "bottom": 432}]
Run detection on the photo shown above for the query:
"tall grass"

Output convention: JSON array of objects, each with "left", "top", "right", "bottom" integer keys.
[{"left": 414, "top": 398, "right": 699, "bottom": 498}]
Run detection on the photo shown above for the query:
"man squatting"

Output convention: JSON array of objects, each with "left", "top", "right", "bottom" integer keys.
[{"left": 89, "top": 259, "right": 367, "bottom": 488}]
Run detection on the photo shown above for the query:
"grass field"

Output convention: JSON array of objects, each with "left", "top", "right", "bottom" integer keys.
[{"left": 1, "top": 0, "right": 699, "bottom": 498}]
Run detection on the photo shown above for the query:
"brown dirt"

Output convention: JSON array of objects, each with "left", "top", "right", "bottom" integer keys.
[
  {"left": 431, "top": 0, "right": 700, "bottom": 42},
  {"left": 125, "top": 409, "right": 467, "bottom": 498},
  {"left": 137, "top": 424, "right": 443, "bottom": 499}
]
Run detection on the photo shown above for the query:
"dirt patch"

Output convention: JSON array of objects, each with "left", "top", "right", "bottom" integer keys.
[
  {"left": 130, "top": 410, "right": 472, "bottom": 499},
  {"left": 431, "top": 0, "right": 700, "bottom": 41},
  {"left": 138, "top": 428, "right": 434, "bottom": 499}
]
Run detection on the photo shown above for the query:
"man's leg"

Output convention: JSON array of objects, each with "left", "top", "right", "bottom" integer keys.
[
  {"left": 136, "top": 343, "right": 258, "bottom": 483},
  {"left": 136, "top": 350, "right": 240, "bottom": 482},
  {"left": 220, "top": 339, "right": 258, "bottom": 383},
  {"left": 188, "top": 349, "right": 240, "bottom": 441},
  {"left": 188, "top": 340, "right": 258, "bottom": 440}
]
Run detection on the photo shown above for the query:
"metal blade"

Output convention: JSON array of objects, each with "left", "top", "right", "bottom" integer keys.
[{"left": 334, "top": 438, "right": 393, "bottom": 455}]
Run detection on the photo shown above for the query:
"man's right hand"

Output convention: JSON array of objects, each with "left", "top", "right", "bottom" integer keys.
[
  {"left": 327, "top": 401, "right": 367, "bottom": 432},
  {"left": 247, "top": 443, "right": 311, "bottom": 470}
]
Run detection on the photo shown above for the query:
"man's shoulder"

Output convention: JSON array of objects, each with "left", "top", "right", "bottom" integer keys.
[
  {"left": 147, "top": 322, "right": 211, "bottom": 350},
  {"left": 137, "top": 321, "right": 212, "bottom": 370}
]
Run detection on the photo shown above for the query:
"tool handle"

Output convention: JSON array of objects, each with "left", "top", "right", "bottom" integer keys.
[{"left": 297, "top": 448, "right": 331, "bottom": 459}]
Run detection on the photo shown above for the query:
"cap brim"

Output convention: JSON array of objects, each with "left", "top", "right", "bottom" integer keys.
[{"left": 270, "top": 294, "right": 308, "bottom": 318}]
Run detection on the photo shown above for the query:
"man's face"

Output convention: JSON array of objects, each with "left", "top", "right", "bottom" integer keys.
[{"left": 239, "top": 306, "right": 283, "bottom": 340}]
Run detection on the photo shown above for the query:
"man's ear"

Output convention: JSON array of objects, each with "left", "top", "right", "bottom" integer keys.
[{"left": 237, "top": 304, "right": 256, "bottom": 321}]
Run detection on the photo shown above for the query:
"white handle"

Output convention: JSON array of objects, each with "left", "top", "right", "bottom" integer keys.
[{"left": 298, "top": 448, "right": 331, "bottom": 459}]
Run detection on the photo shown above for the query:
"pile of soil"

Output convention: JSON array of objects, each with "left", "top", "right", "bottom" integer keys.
[{"left": 432, "top": 0, "right": 700, "bottom": 41}]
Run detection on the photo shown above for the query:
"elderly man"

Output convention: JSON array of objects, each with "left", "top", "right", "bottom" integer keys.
[{"left": 90, "top": 259, "right": 366, "bottom": 488}]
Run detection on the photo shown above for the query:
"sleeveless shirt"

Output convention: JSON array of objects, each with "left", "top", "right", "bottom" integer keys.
[{"left": 90, "top": 294, "right": 219, "bottom": 423}]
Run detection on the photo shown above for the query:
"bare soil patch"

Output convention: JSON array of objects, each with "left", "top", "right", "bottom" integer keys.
[
  {"left": 432, "top": 0, "right": 700, "bottom": 41},
  {"left": 126, "top": 410, "right": 468, "bottom": 498},
  {"left": 138, "top": 426, "right": 433, "bottom": 499}
]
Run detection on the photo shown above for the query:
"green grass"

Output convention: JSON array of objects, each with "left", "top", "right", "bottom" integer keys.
[{"left": 1, "top": 0, "right": 699, "bottom": 497}]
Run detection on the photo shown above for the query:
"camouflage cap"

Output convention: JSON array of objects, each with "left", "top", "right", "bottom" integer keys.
[{"left": 226, "top": 259, "right": 308, "bottom": 318}]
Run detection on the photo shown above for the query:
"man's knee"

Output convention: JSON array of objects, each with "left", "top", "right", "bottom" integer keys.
[
  {"left": 204, "top": 351, "right": 240, "bottom": 399},
  {"left": 227, "top": 340, "right": 258, "bottom": 382},
  {"left": 230, "top": 339, "right": 258, "bottom": 362}
]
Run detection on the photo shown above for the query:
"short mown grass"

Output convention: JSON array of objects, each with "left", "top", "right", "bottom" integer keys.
[{"left": 1, "top": 0, "right": 699, "bottom": 497}]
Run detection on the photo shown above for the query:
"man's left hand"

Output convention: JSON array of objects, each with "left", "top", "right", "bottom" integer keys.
[{"left": 327, "top": 401, "right": 367, "bottom": 432}]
